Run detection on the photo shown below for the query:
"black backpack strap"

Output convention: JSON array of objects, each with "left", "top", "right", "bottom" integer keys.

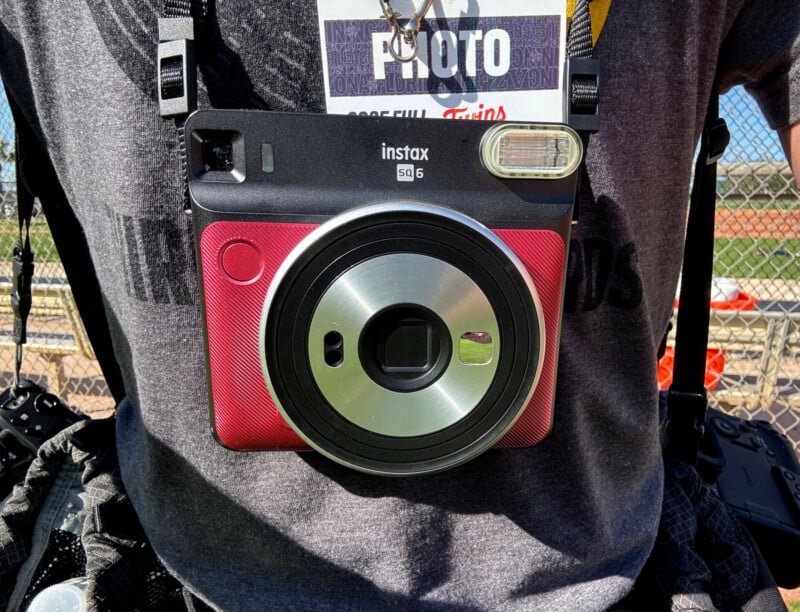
[
  {"left": 6, "top": 92, "right": 126, "bottom": 404},
  {"left": 663, "top": 92, "right": 730, "bottom": 464}
]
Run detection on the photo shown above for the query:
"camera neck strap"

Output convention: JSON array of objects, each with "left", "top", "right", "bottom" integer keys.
[
  {"left": 9, "top": 116, "right": 35, "bottom": 391},
  {"left": 157, "top": 0, "right": 209, "bottom": 211},
  {"left": 663, "top": 92, "right": 730, "bottom": 465},
  {"left": 566, "top": 0, "right": 601, "bottom": 132},
  {"left": 6, "top": 93, "right": 128, "bottom": 402}
]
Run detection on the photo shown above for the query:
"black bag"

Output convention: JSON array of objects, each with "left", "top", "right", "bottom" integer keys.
[
  {"left": 0, "top": 379, "right": 84, "bottom": 501},
  {"left": 618, "top": 456, "right": 788, "bottom": 611},
  {"left": 660, "top": 93, "right": 800, "bottom": 593},
  {"left": 698, "top": 408, "right": 800, "bottom": 589},
  {"left": 0, "top": 417, "right": 211, "bottom": 612}
]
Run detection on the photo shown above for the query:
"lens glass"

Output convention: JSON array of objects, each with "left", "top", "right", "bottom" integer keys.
[
  {"left": 381, "top": 320, "right": 430, "bottom": 371},
  {"left": 360, "top": 305, "right": 451, "bottom": 392}
]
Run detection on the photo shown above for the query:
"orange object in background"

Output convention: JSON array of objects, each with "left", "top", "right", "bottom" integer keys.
[
  {"left": 659, "top": 284, "right": 757, "bottom": 391},
  {"left": 674, "top": 290, "right": 759, "bottom": 312},
  {"left": 657, "top": 346, "right": 726, "bottom": 391}
]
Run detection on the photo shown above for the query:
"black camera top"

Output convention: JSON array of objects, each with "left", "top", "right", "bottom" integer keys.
[{"left": 185, "top": 110, "right": 580, "bottom": 233}]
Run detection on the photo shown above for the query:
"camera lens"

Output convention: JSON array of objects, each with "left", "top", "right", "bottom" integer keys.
[
  {"left": 359, "top": 305, "right": 451, "bottom": 393},
  {"left": 303, "top": 251, "right": 501, "bottom": 438},
  {"left": 202, "top": 138, "right": 234, "bottom": 172},
  {"left": 261, "top": 204, "right": 544, "bottom": 475}
]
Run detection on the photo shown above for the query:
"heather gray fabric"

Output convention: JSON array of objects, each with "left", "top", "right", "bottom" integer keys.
[{"left": 0, "top": 1, "right": 798, "bottom": 610}]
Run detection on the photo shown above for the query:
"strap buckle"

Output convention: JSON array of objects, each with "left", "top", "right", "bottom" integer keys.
[
  {"left": 703, "top": 117, "right": 730, "bottom": 165},
  {"left": 157, "top": 17, "right": 196, "bottom": 117},
  {"left": 11, "top": 244, "right": 33, "bottom": 346},
  {"left": 566, "top": 58, "right": 601, "bottom": 133},
  {"left": 663, "top": 388, "right": 709, "bottom": 464},
  {"left": 10, "top": 241, "right": 34, "bottom": 389}
]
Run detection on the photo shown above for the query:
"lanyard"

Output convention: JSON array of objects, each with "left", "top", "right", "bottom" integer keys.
[
  {"left": 567, "top": 0, "right": 611, "bottom": 46},
  {"left": 378, "top": 0, "right": 610, "bottom": 63},
  {"left": 157, "top": 1, "right": 609, "bottom": 118}
]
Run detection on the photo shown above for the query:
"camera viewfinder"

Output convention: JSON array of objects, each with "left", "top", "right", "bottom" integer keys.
[{"left": 191, "top": 129, "right": 244, "bottom": 182}]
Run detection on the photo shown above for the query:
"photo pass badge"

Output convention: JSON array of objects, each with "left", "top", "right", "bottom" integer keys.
[{"left": 317, "top": 0, "right": 568, "bottom": 123}]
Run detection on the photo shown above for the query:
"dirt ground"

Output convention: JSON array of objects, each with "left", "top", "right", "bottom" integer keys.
[
  {"left": 715, "top": 208, "right": 800, "bottom": 239},
  {"left": 783, "top": 587, "right": 800, "bottom": 606}
]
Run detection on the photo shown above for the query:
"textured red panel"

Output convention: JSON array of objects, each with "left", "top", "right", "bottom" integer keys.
[
  {"left": 493, "top": 228, "right": 567, "bottom": 447},
  {"left": 199, "top": 221, "right": 566, "bottom": 452},
  {"left": 200, "top": 221, "right": 318, "bottom": 450}
]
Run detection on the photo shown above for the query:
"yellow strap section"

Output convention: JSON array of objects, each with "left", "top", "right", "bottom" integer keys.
[{"left": 567, "top": 0, "right": 611, "bottom": 46}]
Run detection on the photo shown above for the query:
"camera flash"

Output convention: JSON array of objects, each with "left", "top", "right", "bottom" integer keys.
[{"left": 480, "top": 124, "right": 583, "bottom": 179}]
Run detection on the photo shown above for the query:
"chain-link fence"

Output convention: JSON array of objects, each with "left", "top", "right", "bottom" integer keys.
[
  {"left": 0, "top": 82, "right": 113, "bottom": 417},
  {"left": 708, "top": 89, "right": 799, "bottom": 445},
  {"left": 0, "top": 82, "right": 798, "bottom": 444}
]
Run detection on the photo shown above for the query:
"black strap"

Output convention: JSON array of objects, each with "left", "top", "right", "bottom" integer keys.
[
  {"left": 566, "top": 0, "right": 601, "bottom": 133},
  {"left": 163, "top": 0, "right": 209, "bottom": 19},
  {"left": 6, "top": 94, "right": 127, "bottom": 403},
  {"left": 566, "top": 0, "right": 602, "bottom": 222},
  {"left": 157, "top": 1, "right": 209, "bottom": 211},
  {"left": 663, "top": 92, "right": 730, "bottom": 464},
  {"left": 9, "top": 119, "right": 35, "bottom": 390}
]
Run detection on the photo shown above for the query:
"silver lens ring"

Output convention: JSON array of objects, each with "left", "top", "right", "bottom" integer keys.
[{"left": 308, "top": 253, "right": 500, "bottom": 436}]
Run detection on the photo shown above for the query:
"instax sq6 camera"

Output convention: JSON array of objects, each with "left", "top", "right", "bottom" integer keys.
[{"left": 187, "top": 110, "right": 582, "bottom": 476}]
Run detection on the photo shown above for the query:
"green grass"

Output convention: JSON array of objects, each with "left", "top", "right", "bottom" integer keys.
[
  {"left": 788, "top": 601, "right": 800, "bottom": 612},
  {"left": 0, "top": 225, "right": 59, "bottom": 263},
  {"left": 713, "top": 238, "right": 800, "bottom": 280},
  {"left": 717, "top": 199, "right": 798, "bottom": 210},
  {"left": 458, "top": 336, "right": 493, "bottom": 365}
]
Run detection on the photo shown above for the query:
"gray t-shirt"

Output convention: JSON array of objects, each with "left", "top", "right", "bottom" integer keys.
[{"left": 1, "top": 1, "right": 798, "bottom": 610}]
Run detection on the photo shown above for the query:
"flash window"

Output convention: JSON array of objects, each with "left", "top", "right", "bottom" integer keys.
[{"left": 480, "top": 124, "right": 582, "bottom": 179}]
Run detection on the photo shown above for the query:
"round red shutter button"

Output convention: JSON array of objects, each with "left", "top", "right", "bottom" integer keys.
[{"left": 221, "top": 241, "right": 263, "bottom": 283}]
